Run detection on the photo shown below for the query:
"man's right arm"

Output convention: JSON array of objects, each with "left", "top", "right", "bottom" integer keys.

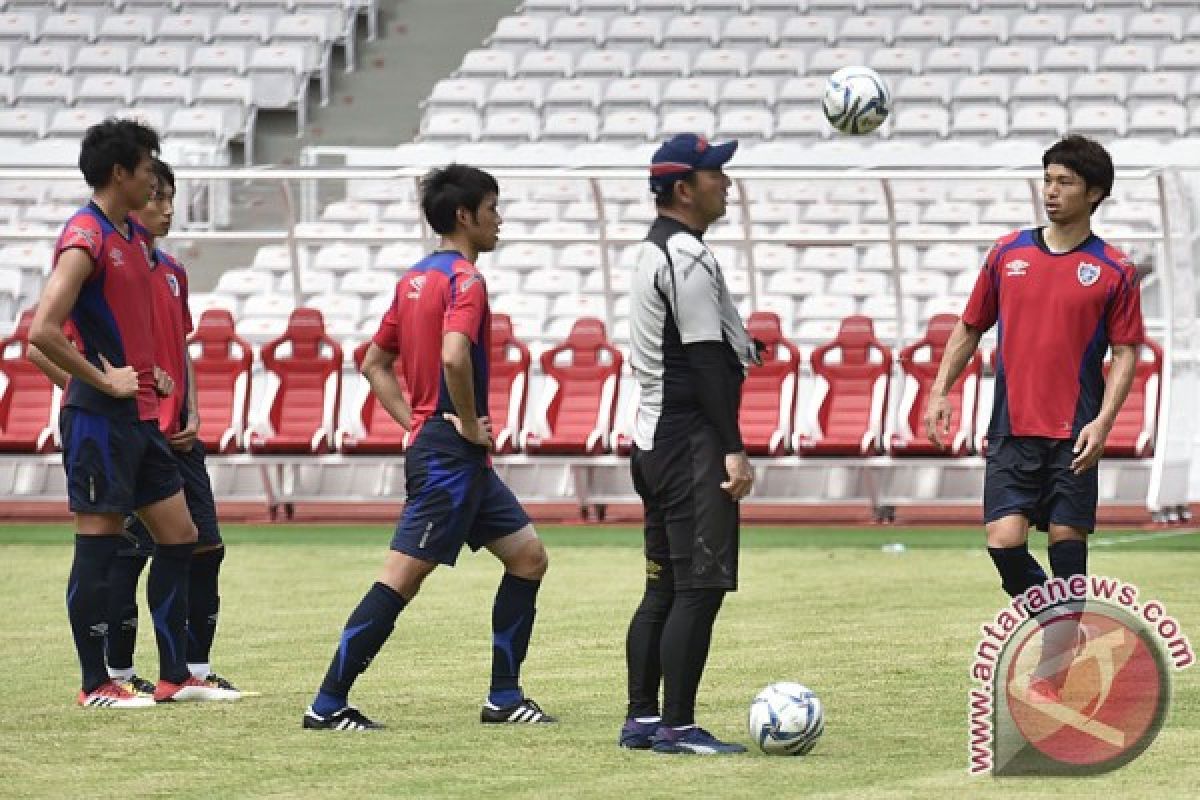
[
  {"left": 922, "top": 320, "right": 984, "bottom": 448},
  {"left": 27, "top": 343, "right": 70, "bottom": 389},
  {"left": 29, "top": 248, "right": 136, "bottom": 399},
  {"left": 361, "top": 343, "right": 412, "bottom": 430}
]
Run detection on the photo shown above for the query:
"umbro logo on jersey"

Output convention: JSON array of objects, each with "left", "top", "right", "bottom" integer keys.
[
  {"left": 1005, "top": 259, "right": 1029, "bottom": 277},
  {"left": 1077, "top": 262, "right": 1101, "bottom": 287},
  {"left": 406, "top": 275, "right": 426, "bottom": 299}
]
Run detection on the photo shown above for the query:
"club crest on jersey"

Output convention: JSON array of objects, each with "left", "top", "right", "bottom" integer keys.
[
  {"left": 110, "top": 248, "right": 124, "bottom": 268},
  {"left": 406, "top": 274, "right": 425, "bottom": 299},
  {"left": 1077, "top": 262, "right": 1101, "bottom": 287},
  {"left": 1005, "top": 259, "right": 1028, "bottom": 277},
  {"left": 166, "top": 273, "right": 180, "bottom": 297}
]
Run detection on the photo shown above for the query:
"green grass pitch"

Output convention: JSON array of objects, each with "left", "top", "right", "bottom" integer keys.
[{"left": 2, "top": 524, "right": 1198, "bottom": 799}]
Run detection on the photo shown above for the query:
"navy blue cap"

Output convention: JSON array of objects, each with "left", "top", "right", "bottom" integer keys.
[{"left": 649, "top": 133, "right": 738, "bottom": 194}]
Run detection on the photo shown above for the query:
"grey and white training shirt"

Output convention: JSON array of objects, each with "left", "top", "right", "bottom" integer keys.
[{"left": 629, "top": 215, "right": 759, "bottom": 452}]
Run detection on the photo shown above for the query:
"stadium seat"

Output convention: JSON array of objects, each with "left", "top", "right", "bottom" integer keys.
[
  {"left": 795, "top": 315, "right": 891, "bottom": 456},
  {"left": 521, "top": 317, "right": 622, "bottom": 455},
  {"left": 488, "top": 313, "right": 531, "bottom": 454},
  {"left": 1103, "top": 338, "right": 1163, "bottom": 458},
  {"left": 245, "top": 308, "right": 343, "bottom": 454},
  {"left": 188, "top": 308, "right": 253, "bottom": 454},
  {"left": 887, "top": 313, "right": 981, "bottom": 456},
  {"left": 336, "top": 340, "right": 411, "bottom": 454},
  {"left": 739, "top": 311, "right": 800, "bottom": 456},
  {"left": 0, "top": 308, "right": 58, "bottom": 453}
]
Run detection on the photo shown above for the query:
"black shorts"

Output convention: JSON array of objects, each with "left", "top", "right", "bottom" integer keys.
[
  {"left": 390, "top": 418, "right": 531, "bottom": 566},
  {"left": 60, "top": 408, "right": 183, "bottom": 515},
  {"left": 631, "top": 427, "right": 739, "bottom": 591},
  {"left": 984, "top": 436, "right": 1098, "bottom": 533},
  {"left": 124, "top": 440, "right": 221, "bottom": 556}
]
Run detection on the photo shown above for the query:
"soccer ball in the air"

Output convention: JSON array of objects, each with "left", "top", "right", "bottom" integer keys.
[
  {"left": 748, "top": 682, "right": 825, "bottom": 756},
  {"left": 822, "top": 66, "right": 892, "bottom": 135}
]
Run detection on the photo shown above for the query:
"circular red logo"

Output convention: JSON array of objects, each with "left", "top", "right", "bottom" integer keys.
[{"left": 1004, "top": 609, "right": 1166, "bottom": 768}]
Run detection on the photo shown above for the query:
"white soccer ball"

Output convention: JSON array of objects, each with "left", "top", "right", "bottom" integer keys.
[
  {"left": 822, "top": 66, "right": 892, "bottom": 135},
  {"left": 748, "top": 682, "right": 825, "bottom": 756}
]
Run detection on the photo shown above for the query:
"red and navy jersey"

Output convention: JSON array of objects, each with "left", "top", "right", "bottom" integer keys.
[
  {"left": 55, "top": 202, "right": 160, "bottom": 422},
  {"left": 150, "top": 248, "right": 192, "bottom": 436},
  {"left": 371, "top": 250, "right": 491, "bottom": 441},
  {"left": 963, "top": 227, "right": 1144, "bottom": 440}
]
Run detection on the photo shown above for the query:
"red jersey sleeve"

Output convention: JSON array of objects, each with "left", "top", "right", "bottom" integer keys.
[
  {"left": 371, "top": 285, "right": 401, "bottom": 352},
  {"left": 1106, "top": 259, "right": 1145, "bottom": 347},
  {"left": 55, "top": 214, "right": 104, "bottom": 279},
  {"left": 443, "top": 270, "right": 487, "bottom": 344},
  {"left": 960, "top": 244, "right": 1001, "bottom": 331}
]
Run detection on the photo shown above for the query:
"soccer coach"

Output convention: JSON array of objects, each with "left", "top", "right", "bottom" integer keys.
[{"left": 619, "top": 133, "right": 760, "bottom": 755}]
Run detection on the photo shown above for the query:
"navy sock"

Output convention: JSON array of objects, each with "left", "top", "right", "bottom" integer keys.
[
  {"left": 488, "top": 573, "right": 542, "bottom": 707},
  {"left": 987, "top": 545, "right": 1048, "bottom": 598},
  {"left": 186, "top": 547, "right": 225, "bottom": 666},
  {"left": 148, "top": 542, "right": 195, "bottom": 684},
  {"left": 315, "top": 581, "right": 407, "bottom": 714},
  {"left": 1048, "top": 539, "right": 1087, "bottom": 580},
  {"left": 105, "top": 550, "right": 149, "bottom": 672},
  {"left": 67, "top": 534, "right": 123, "bottom": 692}
]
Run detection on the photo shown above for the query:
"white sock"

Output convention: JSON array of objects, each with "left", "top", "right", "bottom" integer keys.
[
  {"left": 108, "top": 666, "right": 135, "bottom": 682},
  {"left": 634, "top": 716, "right": 661, "bottom": 725},
  {"left": 188, "top": 662, "right": 210, "bottom": 680}
]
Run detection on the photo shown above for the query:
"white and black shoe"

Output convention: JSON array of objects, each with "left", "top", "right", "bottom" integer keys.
[
  {"left": 481, "top": 697, "right": 557, "bottom": 724},
  {"left": 302, "top": 705, "right": 384, "bottom": 731}
]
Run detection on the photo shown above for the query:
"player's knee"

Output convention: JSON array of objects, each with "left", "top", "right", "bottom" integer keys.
[
  {"left": 636, "top": 584, "right": 674, "bottom": 620},
  {"left": 517, "top": 538, "right": 549, "bottom": 580},
  {"left": 380, "top": 551, "right": 437, "bottom": 600}
]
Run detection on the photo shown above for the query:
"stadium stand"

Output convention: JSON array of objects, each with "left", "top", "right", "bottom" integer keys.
[
  {"left": 489, "top": 313, "right": 532, "bottom": 455},
  {"left": 189, "top": 308, "right": 254, "bottom": 454},
  {"left": 887, "top": 312, "right": 982, "bottom": 457},
  {"left": 245, "top": 307, "right": 343, "bottom": 455},
  {"left": 739, "top": 310, "right": 800, "bottom": 456},
  {"left": 0, "top": 308, "right": 58, "bottom": 453},
  {"left": 1104, "top": 337, "right": 1163, "bottom": 459},
  {"left": 795, "top": 315, "right": 892, "bottom": 456},
  {"left": 521, "top": 317, "right": 622, "bottom": 455}
]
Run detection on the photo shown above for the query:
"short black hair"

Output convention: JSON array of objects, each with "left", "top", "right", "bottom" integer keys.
[
  {"left": 419, "top": 164, "right": 499, "bottom": 235},
  {"left": 78, "top": 117, "right": 160, "bottom": 190},
  {"left": 151, "top": 158, "right": 174, "bottom": 192},
  {"left": 1042, "top": 135, "right": 1114, "bottom": 211},
  {"left": 652, "top": 172, "right": 698, "bottom": 209}
]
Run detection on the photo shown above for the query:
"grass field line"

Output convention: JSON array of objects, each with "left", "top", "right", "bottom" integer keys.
[{"left": 1091, "top": 528, "right": 1200, "bottom": 547}]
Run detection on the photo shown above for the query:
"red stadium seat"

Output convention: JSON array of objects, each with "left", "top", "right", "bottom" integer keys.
[
  {"left": 740, "top": 311, "right": 801, "bottom": 456},
  {"left": 522, "top": 317, "right": 622, "bottom": 455},
  {"left": 0, "top": 308, "right": 58, "bottom": 453},
  {"left": 488, "top": 313, "right": 530, "bottom": 454},
  {"left": 795, "top": 315, "right": 892, "bottom": 456},
  {"left": 1104, "top": 338, "right": 1163, "bottom": 458},
  {"left": 888, "top": 313, "right": 982, "bottom": 456},
  {"left": 188, "top": 308, "right": 252, "bottom": 454},
  {"left": 245, "top": 308, "right": 343, "bottom": 454},
  {"left": 336, "top": 340, "right": 411, "bottom": 454}
]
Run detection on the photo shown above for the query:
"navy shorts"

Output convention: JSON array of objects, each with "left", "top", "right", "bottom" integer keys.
[
  {"left": 391, "top": 418, "right": 531, "bottom": 566},
  {"left": 60, "top": 408, "right": 183, "bottom": 515},
  {"left": 984, "top": 436, "right": 1098, "bottom": 533},
  {"left": 123, "top": 440, "right": 222, "bottom": 556},
  {"left": 631, "top": 425, "right": 740, "bottom": 591}
]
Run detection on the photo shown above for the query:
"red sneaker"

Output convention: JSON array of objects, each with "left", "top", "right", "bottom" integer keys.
[
  {"left": 153, "top": 675, "right": 241, "bottom": 702},
  {"left": 77, "top": 680, "right": 156, "bottom": 709}
]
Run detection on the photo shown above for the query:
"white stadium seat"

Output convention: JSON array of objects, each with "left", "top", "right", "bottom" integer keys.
[
  {"left": 1070, "top": 103, "right": 1128, "bottom": 138},
  {"left": 544, "top": 78, "right": 603, "bottom": 110},
  {"left": 840, "top": 16, "right": 894, "bottom": 46},
  {"left": 573, "top": 50, "right": 631, "bottom": 79},
  {"left": 1009, "top": 14, "right": 1066, "bottom": 45},
  {"left": 1009, "top": 104, "right": 1068, "bottom": 138},
  {"left": 1072, "top": 72, "right": 1127, "bottom": 103},
  {"left": 488, "top": 79, "right": 545, "bottom": 111},
  {"left": 749, "top": 48, "right": 803, "bottom": 77},
  {"left": 690, "top": 49, "right": 748, "bottom": 78},
  {"left": 425, "top": 78, "right": 487, "bottom": 112},
  {"left": 1011, "top": 74, "right": 1068, "bottom": 104}
]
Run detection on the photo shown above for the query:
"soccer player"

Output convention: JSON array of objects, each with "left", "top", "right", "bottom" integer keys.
[
  {"left": 303, "top": 164, "right": 554, "bottom": 731},
  {"left": 34, "top": 160, "right": 241, "bottom": 698},
  {"left": 29, "top": 118, "right": 231, "bottom": 707},
  {"left": 620, "top": 133, "right": 758, "bottom": 755},
  {"left": 923, "top": 135, "right": 1144, "bottom": 702}
]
